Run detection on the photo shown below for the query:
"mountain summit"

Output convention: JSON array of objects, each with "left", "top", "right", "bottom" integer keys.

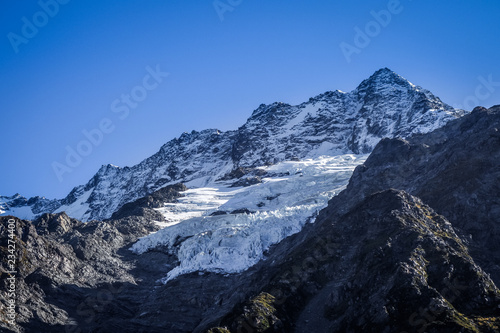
[
  {"left": 4, "top": 73, "right": 500, "bottom": 333},
  {"left": 1, "top": 68, "right": 465, "bottom": 221}
]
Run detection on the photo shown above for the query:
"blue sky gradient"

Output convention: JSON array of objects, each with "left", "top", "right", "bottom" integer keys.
[{"left": 1, "top": 0, "right": 500, "bottom": 199}]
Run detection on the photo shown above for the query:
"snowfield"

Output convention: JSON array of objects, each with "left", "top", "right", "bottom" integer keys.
[
  {"left": 53, "top": 188, "right": 93, "bottom": 221},
  {"left": 130, "top": 154, "right": 368, "bottom": 282},
  {"left": 0, "top": 204, "right": 35, "bottom": 220}
]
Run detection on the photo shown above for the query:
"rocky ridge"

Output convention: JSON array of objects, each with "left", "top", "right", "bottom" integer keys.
[
  {"left": 328, "top": 105, "right": 500, "bottom": 285},
  {"left": 212, "top": 190, "right": 500, "bottom": 332},
  {"left": 0, "top": 184, "right": 186, "bottom": 333}
]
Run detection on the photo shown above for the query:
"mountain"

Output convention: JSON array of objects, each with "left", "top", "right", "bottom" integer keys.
[
  {"left": 0, "top": 68, "right": 465, "bottom": 222},
  {"left": 329, "top": 105, "right": 500, "bottom": 286},
  {"left": 206, "top": 105, "right": 500, "bottom": 332},
  {"left": 211, "top": 190, "right": 500, "bottom": 332},
  {"left": 0, "top": 194, "right": 60, "bottom": 220},
  {"left": 2, "top": 106, "right": 499, "bottom": 333}
]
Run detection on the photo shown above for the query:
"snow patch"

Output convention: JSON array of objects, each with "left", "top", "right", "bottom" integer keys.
[
  {"left": 54, "top": 188, "right": 93, "bottom": 221},
  {"left": 0, "top": 205, "right": 35, "bottom": 220}
]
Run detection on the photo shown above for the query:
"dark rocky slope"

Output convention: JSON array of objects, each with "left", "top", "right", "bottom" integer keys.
[
  {"left": 0, "top": 185, "right": 186, "bottom": 333},
  {"left": 209, "top": 190, "right": 500, "bottom": 332},
  {"left": 327, "top": 105, "right": 500, "bottom": 285},
  {"left": 110, "top": 183, "right": 187, "bottom": 220},
  {"left": 3, "top": 190, "right": 499, "bottom": 332}
]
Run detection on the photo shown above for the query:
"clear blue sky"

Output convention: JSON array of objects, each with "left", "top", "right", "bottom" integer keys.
[{"left": 1, "top": 0, "right": 499, "bottom": 199}]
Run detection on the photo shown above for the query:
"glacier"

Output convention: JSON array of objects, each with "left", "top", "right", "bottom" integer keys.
[{"left": 130, "top": 154, "right": 368, "bottom": 282}]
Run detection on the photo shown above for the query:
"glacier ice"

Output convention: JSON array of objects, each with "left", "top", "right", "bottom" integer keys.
[{"left": 130, "top": 154, "right": 368, "bottom": 282}]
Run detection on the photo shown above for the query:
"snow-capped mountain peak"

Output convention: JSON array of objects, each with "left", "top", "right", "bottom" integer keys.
[{"left": 1, "top": 69, "right": 466, "bottom": 221}]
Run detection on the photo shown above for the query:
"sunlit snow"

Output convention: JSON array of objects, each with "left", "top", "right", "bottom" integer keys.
[
  {"left": 53, "top": 188, "right": 93, "bottom": 221},
  {"left": 0, "top": 205, "right": 35, "bottom": 220},
  {"left": 130, "top": 154, "right": 368, "bottom": 282}
]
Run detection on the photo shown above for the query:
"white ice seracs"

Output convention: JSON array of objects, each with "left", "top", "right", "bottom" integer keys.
[{"left": 130, "top": 154, "right": 368, "bottom": 282}]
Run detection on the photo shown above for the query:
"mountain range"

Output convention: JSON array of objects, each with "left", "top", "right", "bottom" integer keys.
[
  {"left": 0, "top": 68, "right": 464, "bottom": 222},
  {"left": 2, "top": 69, "right": 499, "bottom": 333}
]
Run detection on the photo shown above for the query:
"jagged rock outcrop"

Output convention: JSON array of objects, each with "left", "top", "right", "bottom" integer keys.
[
  {"left": 110, "top": 183, "right": 187, "bottom": 220},
  {"left": 0, "top": 211, "right": 163, "bottom": 333}
]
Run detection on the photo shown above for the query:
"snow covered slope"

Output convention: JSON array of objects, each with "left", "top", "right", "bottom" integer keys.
[
  {"left": 130, "top": 154, "right": 368, "bottom": 282},
  {"left": 1, "top": 68, "right": 466, "bottom": 221},
  {"left": 0, "top": 194, "right": 59, "bottom": 220}
]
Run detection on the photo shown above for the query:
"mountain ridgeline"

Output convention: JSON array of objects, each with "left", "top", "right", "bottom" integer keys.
[
  {"left": 1, "top": 70, "right": 500, "bottom": 332},
  {"left": 1, "top": 68, "right": 464, "bottom": 221}
]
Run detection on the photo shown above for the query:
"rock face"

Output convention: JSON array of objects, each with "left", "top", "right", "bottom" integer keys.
[
  {"left": 330, "top": 105, "right": 500, "bottom": 285},
  {"left": 0, "top": 213, "right": 160, "bottom": 333},
  {"left": 0, "top": 184, "right": 188, "bottom": 333},
  {"left": 110, "top": 183, "right": 187, "bottom": 220},
  {"left": 0, "top": 68, "right": 464, "bottom": 221},
  {"left": 212, "top": 190, "right": 500, "bottom": 332}
]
